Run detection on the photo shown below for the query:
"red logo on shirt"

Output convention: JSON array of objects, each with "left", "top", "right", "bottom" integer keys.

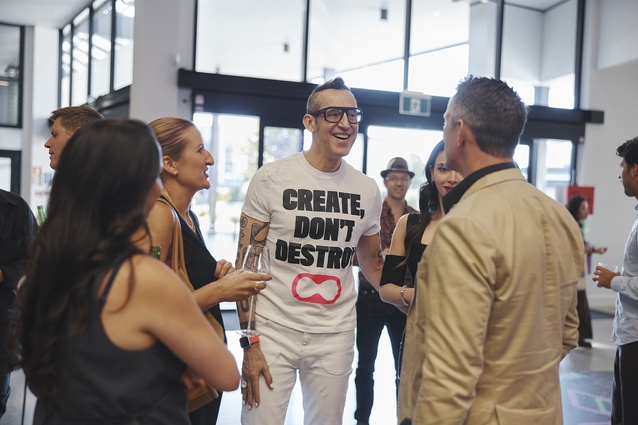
[{"left": 291, "top": 273, "right": 342, "bottom": 304}]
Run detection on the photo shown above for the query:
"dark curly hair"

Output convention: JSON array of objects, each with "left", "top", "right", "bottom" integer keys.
[
  {"left": 617, "top": 137, "right": 638, "bottom": 167},
  {"left": 18, "top": 119, "right": 161, "bottom": 400}
]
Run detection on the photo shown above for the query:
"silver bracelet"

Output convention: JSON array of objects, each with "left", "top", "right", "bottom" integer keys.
[{"left": 400, "top": 285, "right": 410, "bottom": 307}]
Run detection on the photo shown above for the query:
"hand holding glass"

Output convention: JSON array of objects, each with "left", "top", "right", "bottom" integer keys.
[
  {"left": 594, "top": 262, "right": 619, "bottom": 289},
  {"left": 597, "top": 262, "right": 619, "bottom": 273},
  {"left": 237, "top": 245, "right": 270, "bottom": 337}
]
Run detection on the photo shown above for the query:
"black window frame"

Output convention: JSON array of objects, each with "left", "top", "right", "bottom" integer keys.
[{"left": 0, "top": 22, "right": 25, "bottom": 129}]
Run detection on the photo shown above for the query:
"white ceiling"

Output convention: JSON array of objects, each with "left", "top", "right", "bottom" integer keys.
[{"left": 0, "top": 0, "right": 91, "bottom": 28}]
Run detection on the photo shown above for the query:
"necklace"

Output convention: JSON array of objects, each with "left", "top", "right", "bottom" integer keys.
[{"left": 182, "top": 210, "right": 197, "bottom": 233}]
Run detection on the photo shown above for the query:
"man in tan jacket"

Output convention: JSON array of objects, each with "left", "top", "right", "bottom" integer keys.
[{"left": 398, "top": 76, "right": 583, "bottom": 425}]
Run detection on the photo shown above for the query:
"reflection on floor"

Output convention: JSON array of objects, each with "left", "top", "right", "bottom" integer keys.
[{"left": 0, "top": 314, "right": 615, "bottom": 425}]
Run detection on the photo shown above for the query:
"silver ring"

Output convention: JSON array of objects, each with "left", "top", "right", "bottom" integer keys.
[{"left": 241, "top": 379, "right": 247, "bottom": 389}]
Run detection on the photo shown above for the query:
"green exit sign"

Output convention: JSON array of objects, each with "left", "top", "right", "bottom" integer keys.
[{"left": 399, "top": 91, "right": 431, "bottom": 117}]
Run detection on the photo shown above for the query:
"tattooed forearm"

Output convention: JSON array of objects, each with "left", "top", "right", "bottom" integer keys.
[
  {"left": 239, "top": 298, "right": 250, "bottom": 313},
  {"left": 239, "top": 320, "right": 255, "bottom": 331},
  {"left": 250, "top": 221, "right": 268, "bottom": 244},
  {"left": 236, "top": 215, "right": 248, "bottom": 267}
]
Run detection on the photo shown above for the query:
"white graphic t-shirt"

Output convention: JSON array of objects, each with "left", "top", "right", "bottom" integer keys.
[{"left": 242, "top": 152, "right": 382, "bottom": 333}]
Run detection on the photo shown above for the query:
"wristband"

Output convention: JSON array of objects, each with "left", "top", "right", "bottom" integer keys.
[
  {"left": 400, "top": 285, "right": 410, "bottom": 307},
  {"left": 239, "top": 335, "right": 260, "bottom": 349}
]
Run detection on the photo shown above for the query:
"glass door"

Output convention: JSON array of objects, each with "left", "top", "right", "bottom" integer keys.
[
  {"left": 533, "top": 138, "right": 574, "bottom": 202},
  {"left": 366, "top": 126, "right": 443, "bottom": 207},
  {"left": 193, "top": 112, "right": 260, "bottom": 243}
]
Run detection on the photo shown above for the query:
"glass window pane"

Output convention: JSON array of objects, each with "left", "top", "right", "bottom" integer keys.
[
  {"left": 335, "top": 60, "right": 404, "bottom": 92},
  {"left": 408, "top": 45, "right": 469, "bottom": 97},
  {"left": 264, "top": 127, "right": 303, "bottom": 165},
  {"left": 196, "top": 0, "right": 303, "bottom": 81},
  {"left": 409, "top": 0, "right": 469, "bottom": 97},
  {"left": 514, "top": 143, "right": 529, "bottom": 180},
  {"left": 61, "top": 25, "right": 72, "bottom": 107},
  {"left": 367, "top": 126, "right": 443, "bottom": 208},
  {"left": 114, "top": 0, "right": 135, "bottom": 90},
  {"left": 0, "top": 24, "right": 22, "bottom": 127},
  {"left": 468, "top": 2, "right": 498, "bottom": 78},
  {"left": 502, "top": 0, "right": 577, "bottom": 108},
  {"left": 0, "top": 157, "right": 11, "bottom": 191},
  {"left": 72, "top": 14, "right": 90, "bottom": 105},
  {"left": 534, "top": 138, "right": 573, "bottom": 200},
  {"left": 307, "top": 0, "right": 405, "bottom": 90},
  {"left": 91, "top": 0, "right": 113, "bottom": 98}
]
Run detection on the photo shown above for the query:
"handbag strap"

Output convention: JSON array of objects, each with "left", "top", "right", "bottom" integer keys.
[{"left": 156, "top": 190, "right": 224, "bottom": 339}]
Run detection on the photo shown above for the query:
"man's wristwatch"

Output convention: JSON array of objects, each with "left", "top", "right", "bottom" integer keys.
[{"left": 239, "top": 335, "right": 260, "bottom": 349}]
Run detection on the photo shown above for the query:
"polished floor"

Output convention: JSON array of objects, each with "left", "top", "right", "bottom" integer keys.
[{"left": 0, "top": 311, "right": 616, "bottom": 425}]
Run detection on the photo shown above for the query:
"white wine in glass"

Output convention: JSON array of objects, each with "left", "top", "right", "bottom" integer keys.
[{"left": 237, "top": 244, "right": 269, "bottom": 337}]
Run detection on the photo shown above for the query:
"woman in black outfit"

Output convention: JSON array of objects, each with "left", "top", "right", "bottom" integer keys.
[
  {"left": 379, "top": 140, "right": 462, "bottom": 312},
  {"left": 147, "top": 117, "right": 269, "bottom": 424},
  {"left": 19, "top": 119, "right": 240, "bottom": 424},
  {"left": 379, "top": 140, "right": 462, "bottom": 419}
]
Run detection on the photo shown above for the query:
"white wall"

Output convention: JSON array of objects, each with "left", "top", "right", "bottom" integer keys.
[
  {"left": 129, "top": 0, "right": 195, "bottom": 123},
  {"left": 597, "top": 0, "right": 638, "bottom": 70},
  {"left": 502, "top": 5, "right": 542, "bottom": 83},
  {"left": 541, "top": 0, "right": 577, "bottom": 82},
  {"left": 468, "top": 2, "right": 497, "bottom": 77}
]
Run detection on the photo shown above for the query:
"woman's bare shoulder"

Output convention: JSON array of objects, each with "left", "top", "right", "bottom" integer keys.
[
  {"left": 147, "top": 200, "right": 175, "bottom": 228},
  {"left": 126, "top": 255, "right": 187, "bottom": 300}
]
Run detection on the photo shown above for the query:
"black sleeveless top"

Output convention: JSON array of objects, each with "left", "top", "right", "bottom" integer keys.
[
  {"left": 178, "top": 211, "right": 226, "bottom": 339},
  {"left": 33, "top": 257, "right": 189, "bottom": 425},
  {"left": 381, "top": 213, "right": 427, "bottom": 288}
]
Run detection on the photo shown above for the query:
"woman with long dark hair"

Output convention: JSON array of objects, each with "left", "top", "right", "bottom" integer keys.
[
  {"left": 383, "top": 140, "right": 462, "bottom": 420},
  {"left": 19, "top": 120, "right": 240, "bottom": 424},
  {"left": 379, "top": 140, "right": 462, "bottom": 311}
]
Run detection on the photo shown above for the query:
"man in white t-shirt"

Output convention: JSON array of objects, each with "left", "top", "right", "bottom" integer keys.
[{"left": 235, "top": 77, "right": 384, "bottom": 425}]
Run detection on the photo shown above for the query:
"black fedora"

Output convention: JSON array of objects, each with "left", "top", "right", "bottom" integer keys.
[{"left": 380, "top": 157, "right": 415, "bottom": 179}]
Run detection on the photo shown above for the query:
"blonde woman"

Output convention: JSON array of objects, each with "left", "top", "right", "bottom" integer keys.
[{"left": 147, "top": 117, "right": 269, "bottom": 424}]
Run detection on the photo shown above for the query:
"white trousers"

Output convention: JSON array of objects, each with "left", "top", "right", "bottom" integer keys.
[{"left": 241, "top": 315, "right": 355, "bottom": 425}]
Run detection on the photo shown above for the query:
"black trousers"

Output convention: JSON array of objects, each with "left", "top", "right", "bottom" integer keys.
[
  {"left": 354, "top": 289, "right": 406, "bottom": 423},
  {"left": 612, "top": 341, "right": 638, "bottom": 424},
  {"left": 576, "top": 290, "right": 593, "bottom": 341}
]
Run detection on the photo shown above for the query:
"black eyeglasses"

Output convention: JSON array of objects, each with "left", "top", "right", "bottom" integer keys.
[{"left": 309, "top": 107, "right": 363, "bottom": 124}]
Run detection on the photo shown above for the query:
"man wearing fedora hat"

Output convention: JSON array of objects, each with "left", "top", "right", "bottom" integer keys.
[{"left": 354, "top": 157, "right": 416, "bottom": 425}]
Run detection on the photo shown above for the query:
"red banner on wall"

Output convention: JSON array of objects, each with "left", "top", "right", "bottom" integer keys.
[{"left": 566, "top": 185, "right": 595, "bottom": 214}]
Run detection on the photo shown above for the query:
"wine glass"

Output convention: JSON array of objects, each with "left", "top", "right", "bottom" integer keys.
[{"left": 237, "top": 244, "right": 269, "bottom": 337}]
